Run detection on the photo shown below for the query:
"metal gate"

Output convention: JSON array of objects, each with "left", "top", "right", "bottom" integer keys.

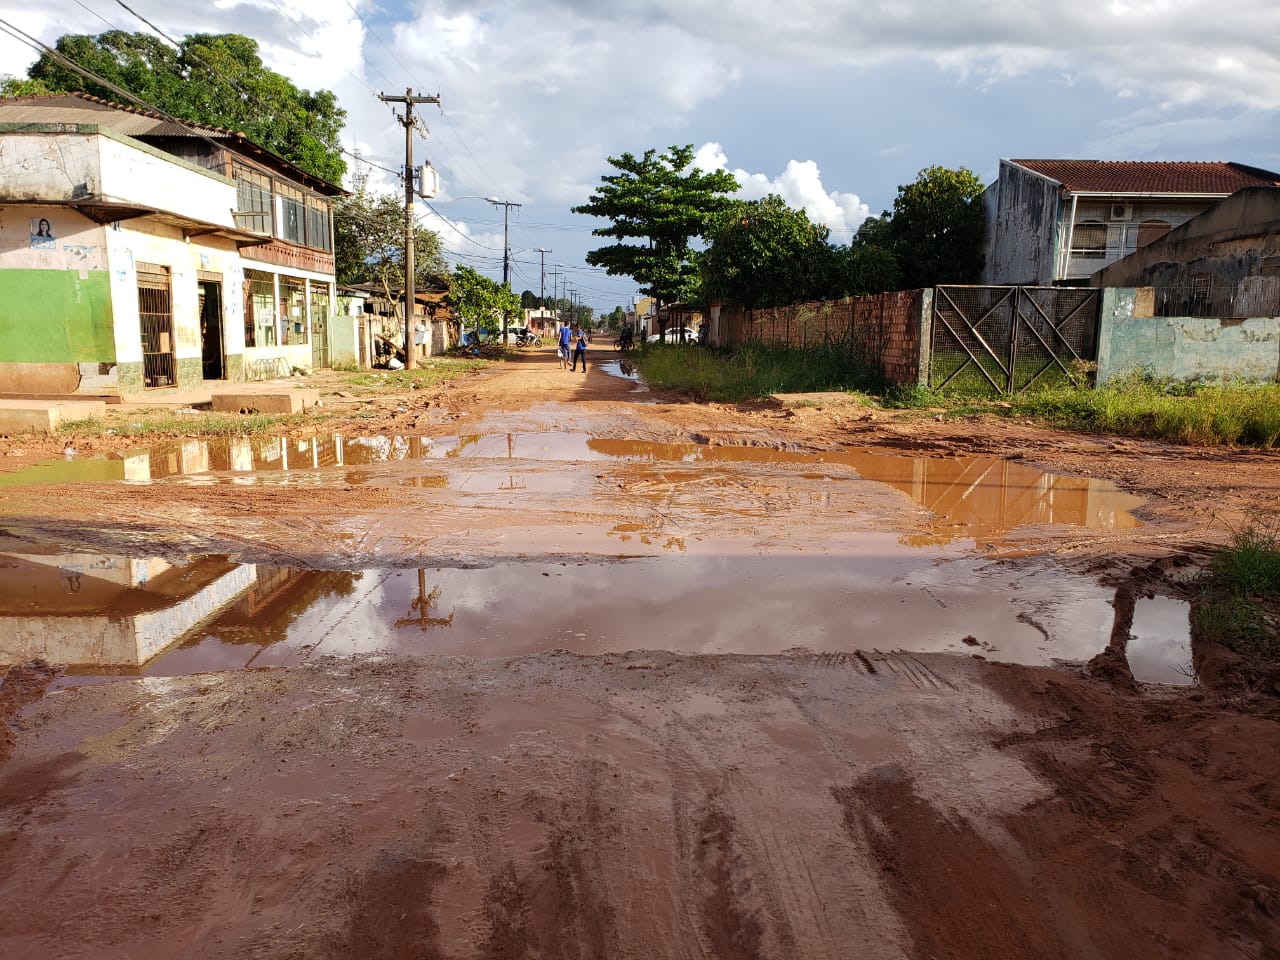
[
  {"left": 137, "top": 263, "right": 176, "bottom": 389},
  {"left": 929, "top": 286, "right": 1100, "bottom": 395}
]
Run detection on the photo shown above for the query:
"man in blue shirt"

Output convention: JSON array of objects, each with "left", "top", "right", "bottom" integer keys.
[
  {"left": 571, "top": 324, "right": 589, "bottom": 372},
  {"left": 557, "top": 324, "right": 572, "bottom": 371}
]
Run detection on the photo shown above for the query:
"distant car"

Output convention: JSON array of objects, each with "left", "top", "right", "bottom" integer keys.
[{"left": 646, "top": 327, "right": 700, "bottom": 344}]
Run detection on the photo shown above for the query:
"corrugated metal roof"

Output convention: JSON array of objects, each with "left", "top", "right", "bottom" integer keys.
[{"left": 1010, "top": 159, "right": 1280, "bottom": 194}]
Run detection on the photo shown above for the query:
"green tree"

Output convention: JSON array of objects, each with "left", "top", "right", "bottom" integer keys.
[
  {"left": 605, "top": 306, "right": 626, "bottom": 331},
  {"left": 334, "top": 189, "right": 446, "bottom": 303},
  {"left": 838, "top": 243, "right": 901, "bottom": 296},
  {"left": 573, "top": 145, "right": 737, "bottom": 334},
  {"left": 448, "top": 266, "right": 521, "bottom": 338},
  {"left": 24, "top": 31, "right": 346, "bottom": 183},
  {"left": 882, "top": 166, "right": 985, "bottom": 289},
  {"left": 700, "top": 195, "right": 844, "bottom": 309},
  {"left": 0, "top": 74, "right": 53, "bottom": 97},
  {"left": 519, "top": 289, "right": 539, "bottom": 310}
]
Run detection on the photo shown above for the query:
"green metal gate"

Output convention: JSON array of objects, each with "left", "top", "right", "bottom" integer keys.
[{"left": 929, "top": 286, "right": 1100, "bottom": 395}]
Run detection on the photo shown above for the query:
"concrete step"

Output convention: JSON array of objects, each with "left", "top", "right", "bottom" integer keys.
[
  {"left": 210, "top": 390, "right": 321, "bottom": 415},
  {"left": 0, "top": 399, "right": 108, "bottom": 435}
]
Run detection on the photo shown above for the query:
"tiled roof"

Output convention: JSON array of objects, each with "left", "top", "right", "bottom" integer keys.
[{"left": 1010, "top": 159, "right": 1280, "bottom": 194}]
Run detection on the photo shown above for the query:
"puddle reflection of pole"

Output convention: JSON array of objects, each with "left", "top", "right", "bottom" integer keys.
[
  {"left": 394, "top": 568, "right": 455, "bottom": 630},
  {"left": 499, "top": 432, "right": 525, "bottom": 491}
]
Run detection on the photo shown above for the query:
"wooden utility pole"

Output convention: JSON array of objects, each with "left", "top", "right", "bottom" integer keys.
[
  {"left": 379, "top": 88, "right": 440, "bottom": 370},
  {"left": 489, "top": 198, "right": 522, "bottom": 343}
]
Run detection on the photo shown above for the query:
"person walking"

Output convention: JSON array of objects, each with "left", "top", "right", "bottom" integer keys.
[
  {"left": 571, "top": 324, "right": 589, "bottom": 372},
  {"left": 557, "top": 323, "right": 572, "bottom": 371}
]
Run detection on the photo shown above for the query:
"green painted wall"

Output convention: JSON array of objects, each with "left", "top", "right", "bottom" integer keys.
[
  {"left": 0, "top": 270, "right": 114, "bottom": 362},
  {"left": 224, "top": 354, "right": 244, "bottom": 383}
]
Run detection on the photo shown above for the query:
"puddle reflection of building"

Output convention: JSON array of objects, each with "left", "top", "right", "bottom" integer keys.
[
  {"left": 393, "top": 569, "right": 455, "bottom": 630},
  {"left": 0, "top": 548, "right": 359, "bottom": 672},
  {"left": 194, "top": 568, "right": 361, "bottom": 657},
  {"left": 0, "top": 549, "right": 251, "bottom": 670}
]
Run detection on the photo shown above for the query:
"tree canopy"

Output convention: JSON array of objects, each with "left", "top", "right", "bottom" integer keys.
[
  {"left": 448, "top": 266, "right": 521, "bottom": 336},
  {"left": 334, "top": 189, "right": 446, "bottom": 301},
  {"left": 869, "top": 166, "right": 986, "bottom": 289},
  {"left": 700, "top": 195, "right": 839, "bottom": 310},
  {"left": 700, "top": 195, "right": 901, "bottom": 309},
  {"left": 17, "top": 31, "right": 346, "bottom": 184},
  {"left": 573, "top": 145, "right": 738, "bottom": 309}
]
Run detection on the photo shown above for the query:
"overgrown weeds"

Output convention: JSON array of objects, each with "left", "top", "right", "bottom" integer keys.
[
  {"left": 1006, "top": 378, "right": 1280, "bottom": 447},
  {"left": 1195, "top": 523, "right": 1280, "bottom": 665},
  {"left": 634, "top": 338, "right": 884, "bottom": 402}
]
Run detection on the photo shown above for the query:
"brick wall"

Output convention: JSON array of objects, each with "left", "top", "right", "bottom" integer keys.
[{"left": 737, "top": 290, "right": 926, "bottom": 386}]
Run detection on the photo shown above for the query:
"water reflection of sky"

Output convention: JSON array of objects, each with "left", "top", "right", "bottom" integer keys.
[{"left": 7, "top": 538, "right": 1123, "bottom": 677}]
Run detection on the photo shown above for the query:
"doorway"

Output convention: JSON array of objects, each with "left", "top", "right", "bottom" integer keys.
[{"left": 198, "top": 277, "right": 225, "bottom": 380}]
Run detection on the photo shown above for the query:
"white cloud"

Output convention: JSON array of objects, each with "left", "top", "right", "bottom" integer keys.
[{"left": 694, "top": 142, "right": 871, "bottom": 237}]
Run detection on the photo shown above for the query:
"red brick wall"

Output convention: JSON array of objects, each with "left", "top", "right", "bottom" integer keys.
[{"left": 739, "top": 291, "right": 925, "bottom": 386}]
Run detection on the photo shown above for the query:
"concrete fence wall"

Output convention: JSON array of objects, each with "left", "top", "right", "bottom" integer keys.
[
  {"left": 1097, "top": 288, "right": 1280, "bottom": 385},
  {"left": 719, "top": 290, "right": 930, "bottom": 386}
]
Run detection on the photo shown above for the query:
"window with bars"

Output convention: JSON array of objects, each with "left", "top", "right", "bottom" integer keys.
[
  {"left": 306, "top": 196, "right": 332, "bottom": 252},
  {"left": 232, "top": 163, "right": 274, "bottom": 236},
  {"left": 280, "top": 278, "right": 306, "bottom": 345},
  {"left": 277, "top": 182, "right": 305, "bottom": 245},
  {"left": 244, "top": 270, "right": 277, "bottom": 347},
  {"left": 1072, "top": 221, "right": 1107, "bottom": 259}
]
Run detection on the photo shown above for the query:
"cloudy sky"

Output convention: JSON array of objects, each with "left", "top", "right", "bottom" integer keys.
[{"left": 3, "top": 0, "right": 1278, "bottom": 311}]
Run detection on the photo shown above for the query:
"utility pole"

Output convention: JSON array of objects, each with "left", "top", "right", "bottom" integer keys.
[
  {"left": 488, "top": 198, "right": 522, "bottom": 343},
  {"left": 380, "top": 87, "right": 440, "bottom": 370},
  {"left": 535, "top": 248, "right": 552, "bottom": 312}
]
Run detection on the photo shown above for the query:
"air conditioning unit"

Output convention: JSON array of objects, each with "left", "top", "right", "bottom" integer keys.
[{"left": 1109, "top": 203, "right": 1133, "bottom": 221}]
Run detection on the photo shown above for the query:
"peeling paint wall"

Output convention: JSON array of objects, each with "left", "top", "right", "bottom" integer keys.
[
  {"left": 1097, "top": 288, "right": 1280, "bottom": 384},
  {"left": 1091, "top": 188, "right": 1280, "bottom": 308},
  {"left": 0, "top": 128, "right": 235, "bottom": 225},
  {"left": 981, "top": 162, "right": 1060, "bottom": 286}
]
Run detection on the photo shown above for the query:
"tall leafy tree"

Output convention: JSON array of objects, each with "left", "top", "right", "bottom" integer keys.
[
  {"left": 573, "top": 145, "right": 737, "bottom": 331},
  {"left": 23, "top": 31, "right": 346, "bottom": 183},
  {"left": 448, "top": 266, "right": 521, "bottom": 337},
  {"left": 882, "top": 166, "right": 986, "bottom": 289},
  {"left": 700, "top": 195, "right": 842, "bottom": 309},
  {"left": 334, "top": 189, "right": 446, "bottom": 303}
]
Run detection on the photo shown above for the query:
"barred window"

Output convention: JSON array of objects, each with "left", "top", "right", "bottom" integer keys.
[
  {"left": 232, "top": 163, "right": 273, "bottom": 236},
  {"left": 1072, "top": 221, "right": 1107, "bottom": 259},
  {"left": 244, "top": 270, "right": 276, "bottom": 347},
  {"left": 277, "top": 182, "right": 305, "bottom": 245},
  {"left": 280, "top": 277, "right": 307, "bottom": 345},
  {"left": 306, "top": 196, "right": 332, "bottom": 252}
]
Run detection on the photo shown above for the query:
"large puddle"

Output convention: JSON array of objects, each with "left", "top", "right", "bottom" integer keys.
[
  {"left": 0, "top": 432, "right": 1184, "bottom": 683},
  {"left": 1, "top": 432, "right": 1144, "bottom": 542},
  {"left": 0, "top": 538, "right": 1191, "bottom": 685}
]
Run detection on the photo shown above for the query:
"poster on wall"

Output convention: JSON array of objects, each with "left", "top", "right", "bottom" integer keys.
[{"left": 30, "top": 217, "right": 56, "bottom": 250}]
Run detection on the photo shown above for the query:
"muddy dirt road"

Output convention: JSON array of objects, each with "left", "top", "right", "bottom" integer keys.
[{"left": 1, "top": 347, "right": 1278, "bottom": 958}]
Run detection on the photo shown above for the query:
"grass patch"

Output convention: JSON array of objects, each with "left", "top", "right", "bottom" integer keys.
[
  {"left": 1196, "top": 524, "right": 1280, "bottom": 664},
  {"left": 633, "top": 339, "right": 884, "bottom": 402},
  {"left": 344, "top": 358, "right": 488, "bottom": 392},
  {"left": 58, "top": 411, "right": 301, "bottom": 438},
  {"left": 1005, "top": 378, "right": 1280, "bottom": 447}
]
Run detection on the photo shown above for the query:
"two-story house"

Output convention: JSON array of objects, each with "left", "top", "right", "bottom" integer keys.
[
  {"left": 981, "top": 158, "right": 1280, "bottom": 287},
  {"left": 0, "top": 92, "right": 345, "bottom": 397}
]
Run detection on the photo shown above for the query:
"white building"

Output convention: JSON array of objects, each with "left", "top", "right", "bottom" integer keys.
[{"left": 0, "top": 93, "right": 347, "bottom": 396}]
